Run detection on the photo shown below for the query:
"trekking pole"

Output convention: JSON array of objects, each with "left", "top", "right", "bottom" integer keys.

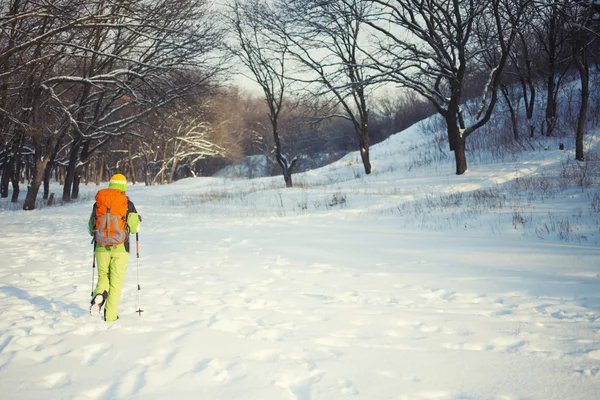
[
  {"left": 136, "top": 231, "right": 143, "bottom": 316},
  {"left": 91, "top": 239, "right": 96, "bottom": 297}
]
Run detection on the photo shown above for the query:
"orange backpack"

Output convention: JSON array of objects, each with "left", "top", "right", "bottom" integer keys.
[{"left": 94, "top": 188, "right": 129, "bottom": 247}]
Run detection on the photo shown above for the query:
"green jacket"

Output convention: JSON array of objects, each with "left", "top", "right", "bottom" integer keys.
[{"left": 89, "top": 199, "right": 141, "bottom": 253}]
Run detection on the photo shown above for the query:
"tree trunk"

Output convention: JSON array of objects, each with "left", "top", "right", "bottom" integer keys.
[
  {"left": 282, "top": 164, "right": 293, "bottom": 187},
  {"left": 12, "top": 137, "right": 22, "bottom": 202},
  {"left": 276, "top": 155, "right": 293, "bottom": 188},
  {"left": 359, "top": 131, "right": 371, "bottom": 175},
  {"left": 284, "top": 173, "right": 292, "bottom": 187},
  {"left": 575, "top": 83, "right": 587, "bottom": 162},
  {"left": 24, "top": 162, "right": 30, "bottom": 184},
  {"left": 524, "top": 79, "right": 535, "bottom": 138},
  {"left": 501, "top": 85, "right": 519, "bottom": 141},
  {"left": 574, "top": 30, "right": 588, "bottom": 162},
  {"left": 62, "top": 140, "right": 81, "bottom": 202},
  {"left": 23, "top": 162, "right": 44, "bottom": 210},
  {"left": 96, "top": 155, "right": 105, "bottom": 185},
  {"left": 139, "top": 147, "right": 149, "bottom": 186},
  {"left": 169, "top": 158, "right": 179, "bottom": 184},
  {"left": 545, "top": 75, "right": 557, "bottom": 137},
  {"left": 271, "top": 118, "right": 295, "bottom": 187},
  {"left": 72, "top": 140, "right": 91, "bottom": 199},
  {"left": 544, "top": 3, "right": 559, "bottom": 137},
  {"left": 151, "top": 147, "right": 160, "bottom": 185},
  {"left": 9, "top": 133, "right": 23, "bottom": 203},
  {"left": 0, "top": 1, "right": 19, "bottom": 188},
  {"left": 128, "top": 145, "right": 136, "bottom": 185},
  {"left": 85, "top": 162, "right": 91, "bottom": 185},
  {"left": 23, "top": 137, "right": 57, "bottom": 210},
  {"left": 43, "top": 161, "right": 52, "bottom": 200},
  {"left": 143, "top": 152, "right": 150, "bottom": 186},
  {"left": 516, "top": 31, "right": 536, "bottom": 139},
  {"left": 454, "top": 136, "right": 467, "bottom": 175},
  {"left": 10, "top": 174, "right": 19, "bottom": 203},
  {"left": 159, "top": 138, "right": 167, "bottom": 184},
  {"left": 528, "top": 122, "right": 535, "bottom": 139},
  {"left": 0, "top": 130, "right": 23, "bottom": 198},
  {"left": 41, "top": 137, "right": 62, "bottom": 200},
  {"left": 446, "top": 115, "right": 467, "bottom": 175},
  {"left": 357, "top": 105, "right": 371, "bottom": 175},
  {"left": 72, "top": 165, "right": 82, "bottom": 199},
  {"left": 1, "top": 161, "right": 11, "bottom": 198}
]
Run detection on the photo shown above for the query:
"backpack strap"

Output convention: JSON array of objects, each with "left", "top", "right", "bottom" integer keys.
[
  {"left": 124, "top": 198, "right": 137, "bottom": 252},
  {"left": 91, "top": 203, "right": 97, "bottom": 245}
]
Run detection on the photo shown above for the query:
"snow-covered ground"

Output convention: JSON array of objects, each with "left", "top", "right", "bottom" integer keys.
[{"left": 1, "top": 122, "right": 599, "bottom": 400}]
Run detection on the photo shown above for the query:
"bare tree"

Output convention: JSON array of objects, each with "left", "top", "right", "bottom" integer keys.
[
  {"left": 226, "top": 0, "right": 298, "bottom": 186},
  {"left": 51, "top": 0, "right": 226, "bottom": 202},
  {"left": 273, "top": 0, "right": 378, "bottom": 175},
  {"left": 531, "top": 0, "right": 572, "bottom": 137},
  {"left": 151, "top": 104, "right": 226, "bottom": 184},
  {"left": 569, "top": 0, "right": 599, "bottom": 161},
  {"left": 475, "top": 0, "right": 538, "bottom": 142},
  {"left": 0, "top": 0, "right": 226, "bottom": 209},
  {"left": 500, "top": 2, "right": 540, "bottom": 140},
  {"left": 363, "top": 0, "right": 526, "bottom": 175},
  {"left": 513, "top": 27, "right": 539, "bottom": 139},
  {"left": 0, "top": 0, "right": 81, "bottom": 209}
]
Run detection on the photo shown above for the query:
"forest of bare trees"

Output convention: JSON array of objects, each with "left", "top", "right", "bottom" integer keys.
[{"left": 1, "top": 0, "right": 599, "bottom": 209}]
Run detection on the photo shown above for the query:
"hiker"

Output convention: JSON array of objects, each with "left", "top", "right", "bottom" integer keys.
[{"left": 88, "top": 173, "right": 141, "bottom": 321}]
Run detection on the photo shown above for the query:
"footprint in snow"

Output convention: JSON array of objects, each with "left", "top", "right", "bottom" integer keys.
[
  {"left": 338, "top": 378, "right": 358, "bottom": 395},
  {"left": 276, "top": 256, "right": 289, "bottom": 266},
  {"left": 277, "top": 370, "right": 324, "bottom": 400},
  {"left": 246, "top": 349, "right": 280, "bottom": 362},
  {"left": 193, "top": 358, "right": 230, "bottom": 383},
  {"left": 441, "top": 342, "right": 493, "bottom": 351},
  {"left": 116, "top": 365, "right": 148, "bottom": 397},
  {"left": 587, "top": 349, "right": 600, "bottom": 360},
  {"left": 489, "top": 336, "right": 528, "bottom": 352},
  {"left": 72, "top": 343, "right": 112, "bottom": 366},
  {"left": 40, "top": 371, "right": 71, "bottom": 388}
]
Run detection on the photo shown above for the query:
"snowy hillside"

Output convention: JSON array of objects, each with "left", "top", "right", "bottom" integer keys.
[{"left": 1, "top": 118, "right": 599, "bottom": 399}]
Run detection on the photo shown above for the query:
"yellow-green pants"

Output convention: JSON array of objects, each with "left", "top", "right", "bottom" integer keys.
[{"left": 93, "top": 245, "right": 129, "bottom": 322}]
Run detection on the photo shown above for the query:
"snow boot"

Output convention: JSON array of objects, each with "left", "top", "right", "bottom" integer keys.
[{"left": 90, "top": 290, "right": 108, "bottom": 317}]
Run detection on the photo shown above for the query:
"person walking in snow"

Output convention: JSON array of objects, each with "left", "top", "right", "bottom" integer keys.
[{"left": 88, "top": 173, "right": 141, "bottom": 321}]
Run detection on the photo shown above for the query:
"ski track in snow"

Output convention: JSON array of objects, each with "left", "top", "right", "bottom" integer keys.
[{"left": 0, "top": 201, "right": 599, "bottom": 400}]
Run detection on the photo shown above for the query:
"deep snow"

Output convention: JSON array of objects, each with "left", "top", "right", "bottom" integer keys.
[{"left": 1, "top": 122, "right": 599, "bottom": 400}]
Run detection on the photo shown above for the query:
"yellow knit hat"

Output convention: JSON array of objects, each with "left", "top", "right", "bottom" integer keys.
[{"left": 108, "top": 173, "right": 127, "bottom": 192}]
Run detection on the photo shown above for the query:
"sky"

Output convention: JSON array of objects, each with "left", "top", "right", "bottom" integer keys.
[{"left": 0, "top": 116, "right": 599, "bottom": 399}]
